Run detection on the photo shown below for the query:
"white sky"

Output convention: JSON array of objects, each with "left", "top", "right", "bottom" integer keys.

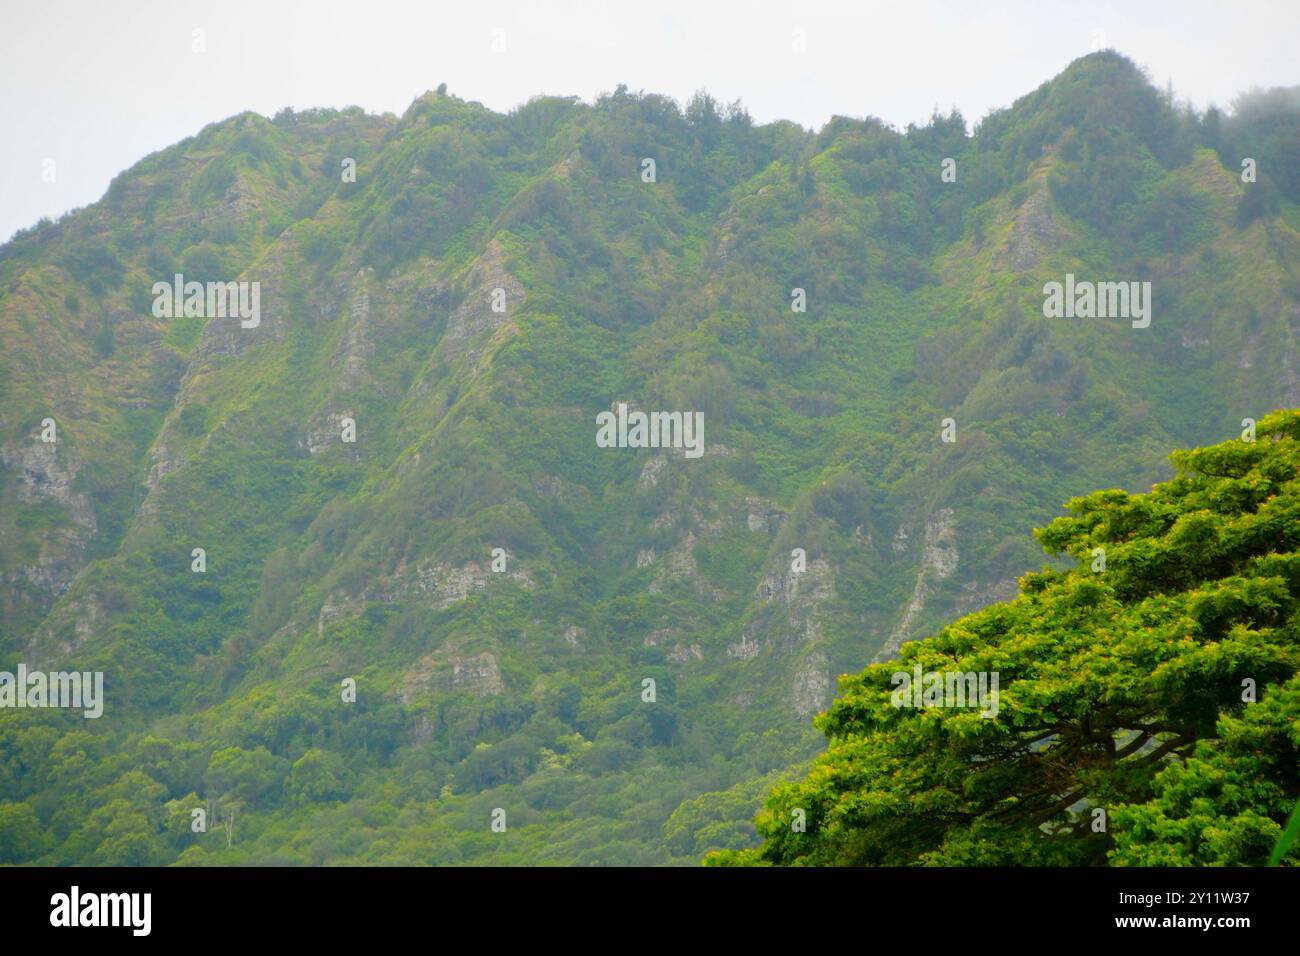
[{"left": 2, "top": 0, "right": 1297, "bottom": 243}]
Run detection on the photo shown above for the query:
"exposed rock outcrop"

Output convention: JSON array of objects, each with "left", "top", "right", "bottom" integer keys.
[
  {"left": 300, "top": 409, "right": 358, "bottom": 458},
  {"left": 1, "top": 441, "right": 96, "bottom": 535},
  {"left": 1, "top": 439, "right": 97, "bottom": 607},
  {"left": 335, "top": 268, "right": 376, "bottom": 391},
  {"left": 792, "top": 652, "right": 831, "bottom": 716},
  {"left": 441, "top": 239, "right": 525, "bottom": 367},
  {"left": 876, "top": 508, "right": 958, "bottom": 662},
  {"left": 729, "top": 555, "right": 835, "bottom": 660},
  {"left": 398, "top": 649, "right": 504, "bottom": 702},
  {"left": 375, "top": 559, "right": 536, "bottom": 609}
]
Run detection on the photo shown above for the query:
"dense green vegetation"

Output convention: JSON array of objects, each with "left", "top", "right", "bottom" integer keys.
[
  {"left": 710, "top": 410, "right": 1300, "bottom": 866},
  {"left": 1, "top": 52, "right": 1298, "bottom": 865}
]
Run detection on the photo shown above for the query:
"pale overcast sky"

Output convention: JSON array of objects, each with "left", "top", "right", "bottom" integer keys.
[{"left": 2, "top": 0, "right": 1297, "bottom": 242}]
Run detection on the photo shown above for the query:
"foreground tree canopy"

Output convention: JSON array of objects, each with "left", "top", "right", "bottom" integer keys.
[{"left": 709, "top": 410, "right": 1300, "bottom": 866}]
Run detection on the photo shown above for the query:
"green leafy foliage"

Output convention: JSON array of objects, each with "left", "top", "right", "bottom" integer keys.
[{"left": 711, "top": 411, "right": 1300, "bottom": 866}]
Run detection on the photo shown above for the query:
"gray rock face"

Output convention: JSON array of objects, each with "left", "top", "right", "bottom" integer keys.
[
  {"left": 638, "top": 454, "right": 667, "bottom": 489},
  {"left": 442, "top": 652, "right": 504, "bottom": 696},
  {"left": 141, "top": 437, "right": 183, "bottom": 515},
  {"left": 1003, "top": 162, "right": 1065, "bottom": 270},
  {"left": 373, "top": 559, "right": 536, "bottom": 609},
  {"left": 1007, "top": 187, "right": 1061, "bottom": 269},
  {"left": 757, "top": 556, "right": 834, "bottom": 607},
  {"left": 649, "top": 533, "right": 696, "bottom": 593},
  {"left": 399, "top": 649, "right": 504, "bottom": 702},
  {"left": 744, "top": 496, "right": 786, "bottom": 534},
  {"left": 729, "top": 555, "right": 835, "bottom": 666},
  {"left": 336, "top": 269, "right": 376, "bottom": 391},
  {"left": 668, "top": 643, "right": 704, "bottom": 664},
  {"left": 956, "top": 577, "right": 1020, "bottom": 615},
  {"left": 24, "top": 590, "right": 103, "bottom": 664},
  {"left": 299, "top": 410, "right": 358, "bottom": 458},
  {"left": 442, "top": 240, "right": 525, "bottom": 365},
  {"left": 1, "top": 439, "right": 97, "bottom": 607},
  {"left": 792, "top": 652, "right": 831, "bottom": 717},
  {"left": 876, "top": 508, "right": 958, "bottom": 662},
  {"left": 2, "top": 441, "right": 95, "bottom": 531}
]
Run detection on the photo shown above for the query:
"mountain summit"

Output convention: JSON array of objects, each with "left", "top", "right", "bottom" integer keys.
[{"left": 2, "top": 52, "right": 1298, "bottom": 864}]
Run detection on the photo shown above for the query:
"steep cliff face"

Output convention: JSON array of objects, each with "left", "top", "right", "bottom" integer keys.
[
  {"left": 2, "top": 53, "right": 1298, "bottom": 865},
  {"left": 1, "top": 440, "right": 97, "bottom": 595},
  {"left": 876, "top": 509, "right": 958, "bottom": 662}
]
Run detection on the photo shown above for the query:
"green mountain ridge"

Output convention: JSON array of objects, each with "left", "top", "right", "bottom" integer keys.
[{"left": 1, "top": 51, "right": 1298, "bottom": 865}]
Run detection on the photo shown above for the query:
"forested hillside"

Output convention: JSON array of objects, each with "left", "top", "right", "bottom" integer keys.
[
  {"left": 1, "top": 52, "right": 1297, "bottom": 865},
  {"left": 710, "top": 410, "right": 1300, "bottom": 866}
]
